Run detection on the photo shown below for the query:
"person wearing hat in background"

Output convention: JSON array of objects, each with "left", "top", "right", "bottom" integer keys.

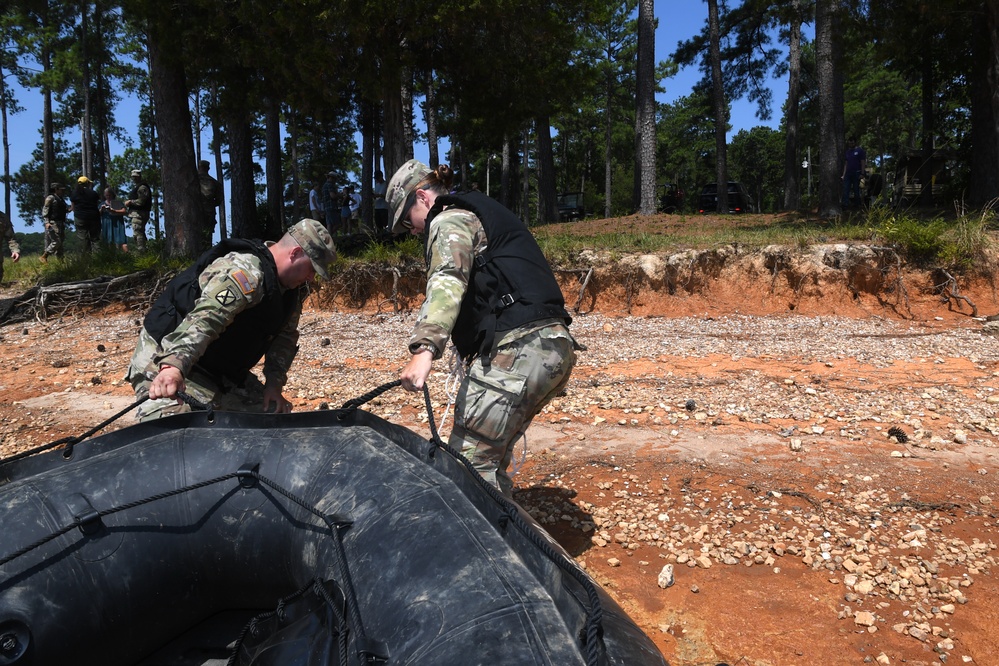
[
  {"left": 387, "top": 159, "right": 578, "bottom": 497},
  {"left": 198, "top": 160, "right": 222, "bottom": 249},
  {"left": 70, "top": 176, "right": 101, "bottom": 252},
  {"left": 0, "top": 208, "right": 20, "bottom": 283},
  {"left": 124, "top": 169, "right": 151, "bottom": 252},
  {"left": 322, "top": 171, "right": 341, "bottom": 235},
  {"left": 126, "top": 218, "right": 337, "bottom": 422},
  {"left": 40, "top": 183, "right": 69, "bottom": 262}
]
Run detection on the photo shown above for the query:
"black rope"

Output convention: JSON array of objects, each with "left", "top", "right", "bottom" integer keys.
[
  {"left": 337, "top": 380, "right": 401, "bottom": 414},
  {"left": 0, "top": 389, "right": 216, "bottom": 469},
  {"left": 418, "top": 384, "right": 606, "bottom": 666},
  {"left": 0, "top": 395, "right": 149, "bottom": 467}
]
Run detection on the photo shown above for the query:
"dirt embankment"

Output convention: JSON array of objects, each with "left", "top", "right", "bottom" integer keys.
[{"left": 317, "top": 241, "right": 999, "bottom": 323}]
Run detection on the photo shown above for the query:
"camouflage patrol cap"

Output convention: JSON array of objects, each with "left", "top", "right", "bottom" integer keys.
[
  {"left": 387, "top": 159, "right": 432, "bottom": 234},
  {"left": 288, "top": 218, "right": 337, "bottom": 279}
]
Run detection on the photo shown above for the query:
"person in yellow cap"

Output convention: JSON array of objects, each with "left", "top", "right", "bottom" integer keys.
[
  {"left": 126, "top": 218, "right": 337, "bottom": 421},
  {"left": 70, "top": 176, "right": 101, "bottom": 252},
  {"left": 386, "top": 159, "right": 578, "bottom": 496}
]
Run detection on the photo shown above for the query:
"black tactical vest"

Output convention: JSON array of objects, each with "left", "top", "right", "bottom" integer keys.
[
  {"left": 426, "top": 191, "right": 570, "bottom": 364},
  {"left": 144, "top": 239, "right": 301, "bottom": 383}
]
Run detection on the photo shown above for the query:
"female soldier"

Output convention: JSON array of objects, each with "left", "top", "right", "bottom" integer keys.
[{"left": 386, "top": 160, "right": 577, "bottom": 496}]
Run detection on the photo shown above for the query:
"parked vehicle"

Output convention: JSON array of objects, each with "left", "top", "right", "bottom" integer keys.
[
  {"left": 659, "top": 183, "right": 685, "bottom": 213},
  {"left": 697, "top": 182, "right": 753, "bottom": 214},
  {"left": 556, "top": 192, "right": 585, "bottom": 221}
]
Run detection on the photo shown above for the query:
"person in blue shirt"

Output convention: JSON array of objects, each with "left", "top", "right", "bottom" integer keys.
[{"left": 841, "top": 136, "right": 867, "bottom": 210}]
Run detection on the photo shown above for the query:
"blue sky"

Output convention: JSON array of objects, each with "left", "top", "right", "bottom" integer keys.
[{"left": 4, "top": 6, "right": 791, "bottom": 233}]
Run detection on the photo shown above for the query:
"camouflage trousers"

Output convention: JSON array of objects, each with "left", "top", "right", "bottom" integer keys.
[
  {"left": 43, "top": 222, "right": 65, "bottom": 258},
  {"left": 450, "top": 323, "right": 576, "bottom": 497},
  {"left": 127, "top": 328, "right": 268, "bottom": 422},
  {"left": 128, "top": 212, "right": 148, "bottom": 251}
]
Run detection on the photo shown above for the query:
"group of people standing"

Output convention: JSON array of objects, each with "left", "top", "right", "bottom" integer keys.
[
  {"left": 131, "top": 159, "right": 578, "bottom": 498},
  {"left": 40, "top": 169, "right": 152, "bottom": 261},
  {"left": 309, "top": 171, "right": 387, "bottom": 237}
]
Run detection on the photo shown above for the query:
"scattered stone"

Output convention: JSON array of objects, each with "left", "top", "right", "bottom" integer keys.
[{"left": 657, "top": 564, "right": 675, "bottom": 589}]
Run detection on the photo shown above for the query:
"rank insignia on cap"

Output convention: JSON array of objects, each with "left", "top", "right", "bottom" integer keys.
[
  {"left": 231, "top": 270, "right": 254, "bottom": 295},
  {"left": 215, "top": 287, "right": 238, "bottom": 307}
]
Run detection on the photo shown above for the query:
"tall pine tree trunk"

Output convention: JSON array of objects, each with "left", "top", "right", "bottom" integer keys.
[
  {"left": 1, "top": 59, "right": 10, "bottom": 218},
  {"left": 147, "top": 27, "right": 202, "bottom": 258},
  {"left": 708, "top": 0, "right": 728, "bottom": 214},
  {"left": 424, "top": 69, "right": 438, "bottom": 167},
  {"left": 383, "top": 71, "right": 408, "bottom": 178},
  {"left": 816, "top": 0, "right": 842, "bottom": 218},
  {"left": 971, "top": 2, "right": 999, "bottom": 207},
  {"left": 783, "top": 1, "right": 802, "bottom": 210},
  {"left": 635, "top": 0, "right": 656, "bottom": 215},
  {"left": 536, "top": 115, "right": 557, "bottom": 223},
  {"left": 264, "top": 97, "right": 282, "bottom": 238},
  {"left": 211, "top": 84, "right": 227, "bottom": 240},
  {"left": 227, "top": 108, "right": 258, "bottom": 240}
]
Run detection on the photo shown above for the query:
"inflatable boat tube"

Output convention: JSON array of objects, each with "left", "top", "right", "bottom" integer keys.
[{"left": 0, "top": 405, "right": 667, "bottom": 665}]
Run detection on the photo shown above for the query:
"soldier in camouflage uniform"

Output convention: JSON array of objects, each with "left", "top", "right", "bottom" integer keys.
[
  {"left": 126, "top": 218, "right": 337, "bottom": 422},
  {"left": 387, "top": 159, "right": 577, "bottom": 497},
  {"left": 124, "top": 169, "right": 151, "bottom": 252},
  {"left": 198, "top": 160, "right": 222, "bottom": 248},
  {"left": 40, "top": 183, "right": 68, "bottom": 262},
  {"left": 0, "top": 209, "right": 21, "bottom": 283}
]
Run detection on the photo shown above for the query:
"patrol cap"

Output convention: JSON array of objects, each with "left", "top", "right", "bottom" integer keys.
[
  {"left": 131, "top": 169, "right": 142, "bottom": 177},
  {"left": 387, "top": 159, "right": 432, "bottom": 234},
  {"left": 77, "top": 176, "right": 92, "bottom": 185},
  {"left": 287, "top": 218, "right": 337, "bottom": 279}
]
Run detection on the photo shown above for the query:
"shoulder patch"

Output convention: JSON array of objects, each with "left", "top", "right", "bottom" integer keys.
[
  {"left": 230, "top": 269, "right": 254, "bottom": 295},
  {"left": 215, "top": 287, "right": 238, "bottom": 307}
]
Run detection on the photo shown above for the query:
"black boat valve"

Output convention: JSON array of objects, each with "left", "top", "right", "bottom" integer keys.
[{"left": 0, "top": 621, "right": 31, "bottom": 665}]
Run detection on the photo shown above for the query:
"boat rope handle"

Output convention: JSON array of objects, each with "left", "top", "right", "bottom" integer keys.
[
  {"left": 0, "top": 395, "right": 150, "bottom": 467},
  {"left": 417, "top": 384, "right": 607, "bottom": 666}
]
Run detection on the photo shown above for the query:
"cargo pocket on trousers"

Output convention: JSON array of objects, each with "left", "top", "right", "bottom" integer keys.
[{"left": 458, "top": 362, "right": 529, "bottom": 443}]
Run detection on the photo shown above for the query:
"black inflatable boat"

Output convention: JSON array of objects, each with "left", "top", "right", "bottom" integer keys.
[{"left": 0, "top": 398, "right": 667, "bottom": 665}]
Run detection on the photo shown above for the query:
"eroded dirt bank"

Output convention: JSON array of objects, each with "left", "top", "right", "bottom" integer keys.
[{"left": 2, "top": 244, "right": 999, "bottom": 666}]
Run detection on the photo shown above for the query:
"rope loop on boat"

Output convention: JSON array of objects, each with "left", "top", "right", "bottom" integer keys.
[
  {"left": 337, "top": 380, "right": 401, "bottom": 417},
  {"left": 417, "top": 384, "right": 606, "bottom": 666},
  {"left": 0, "top": 395, "right": 149, "bottom": 468}
]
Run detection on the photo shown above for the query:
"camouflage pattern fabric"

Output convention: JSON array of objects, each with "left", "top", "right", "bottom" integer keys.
[
  {"left": 129, "top": 328, "right": 273, "bottom": 421},
  {"left": 0, "top": 210, "right": 19, "bottom": 282},
  {"left": 408, "top": 207, "right": 487, "bottom": 356},
  {"left": 410, "top": 205, "right": 577, "bottom": 495},
  {"left": 386, "top": 159, "right": 432, "bottom": 233},
  {"left": 199, "top": 172, "right": 221, "bottom": 247},
  {"left": 126, "top": 248, "right": 304, "bottom": 421},
  {"left": 42, "top": 194, "right": 68, "bottom": 258},
  {"left": 127, "top": 182, "right": 151, "bottom": 251},
  {"left": 451, "top": 322, "right": 576, "bottom": 496}
]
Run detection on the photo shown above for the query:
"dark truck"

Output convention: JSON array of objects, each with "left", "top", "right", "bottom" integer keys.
[
  {"left": 697, "top": 182, "right": 753, "bottom": 214},
  {"left": 556, "top": 192, "right": 585, "bottom": 221}
]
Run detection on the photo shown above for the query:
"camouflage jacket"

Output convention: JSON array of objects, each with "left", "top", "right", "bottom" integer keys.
[
  {"left": 1, "top": 210, "right": 19, "bottom": 257},
  {"left": 42, "top": 195, "right": 68, "bottom": 224},
  {"left": 154, "top": 247, "right": 305, "bottom": 389}
]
